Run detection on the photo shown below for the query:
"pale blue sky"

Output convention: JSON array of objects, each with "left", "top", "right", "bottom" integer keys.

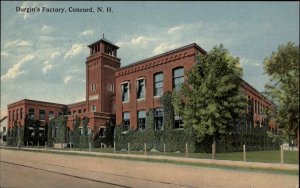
[{"left": 1, "top": 1, "right": 299, "bottom": 117}]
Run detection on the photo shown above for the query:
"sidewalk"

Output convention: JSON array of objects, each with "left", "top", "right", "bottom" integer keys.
[{"left": 1, "top": 146, "right": 298, "bottom": 172}]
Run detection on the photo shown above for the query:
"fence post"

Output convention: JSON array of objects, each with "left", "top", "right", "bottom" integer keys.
[
  {"left": 38, "top": 141, "right": 39, "bottom": 148},
  {"left": 89, "top": 142, "right": 91, "bottom": 152},
  {"left": 280, "top": 144, "right": 284, "bottom": 164},
  {"left": 45, "top": 142, "right": 47, "bottom": 149},
  {"left": 128, "top": 143, "right": 130, "bottom": 154},
  {"left": 164, "top": 143, "right": 166, "bottom": 153},
  {"left": 185, "top": 143, "right": 188, "bottom": 158},
  {"left": 243, "top": 144, "right": 246, "bottom": 162},
  {"left": 212, "top": 143, "right": 216, "bottom": 160},
  {"left": 114, "top": 142, "right": 116, "bottom": 153},
  {"left": 144, "top": 143, "right": 147, "bottom": 156},
  {"left": 27, "top": 141, "right": 28, "bottom": 147}
]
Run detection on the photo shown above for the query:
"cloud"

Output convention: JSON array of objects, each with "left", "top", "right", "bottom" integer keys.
[
  {"left": 64, "top": 43, "right": 85, "bottom": 59},
  {"left": 255, "top": 63, "right": 261, "bottom": 67},
  {"left": 1, "top": 54, "right": 35, "bottom": 80},
  {"left": 64, "top": 76, "right": 72, "bottom": 84},
  {"left": 153, "top": 43, "right": 180, "bottom": 54},
  {"left": 1, "top": 52, "right": 9, "bottom": 57},
  {"left": 41, "top": 25, "right": 55, "bottom": 34},
  {"left": 5, "top": 39, "right": 32, "bottom": 48},
  {"left": 80, "top": 29, "right": 94, "bottom": 36},
  {"left": 42, "top": 61, "right": 53, "bottom": 74},
  {"left": 50, "top": 51, "right": 61, "bottom": 59},
  {"left": 131, "top": 36, "right": 153, "bottom": 45},
  {"left": 167, "top": 25, "right": 185, "bottom": 34}
]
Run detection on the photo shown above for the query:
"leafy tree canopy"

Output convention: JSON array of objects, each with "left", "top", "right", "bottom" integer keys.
[
  {"left": 173, "top": 44, "right": 247, "bottom": 142},
  {"left": 264, "top": 42, "right": 299, "bottom": 136}
]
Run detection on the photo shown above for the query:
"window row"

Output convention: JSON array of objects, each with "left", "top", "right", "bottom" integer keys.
[
  {"left": 121, "top": 67, "right": 184, "bottom": 102},
  {"left": 68, "top": 108, "right": 87, "bottom": 115},
  {"left": 247, "top": 96, "right": 265, "bottom": 115},
  {"left": 9, "top": 108, "right": 23, "bottom": 121},
  {"left": 122, "top": 108, "right": 184, "bottom": 131},
  {"left": 27, "top": 108, "right": 63, "bottom": 120}
]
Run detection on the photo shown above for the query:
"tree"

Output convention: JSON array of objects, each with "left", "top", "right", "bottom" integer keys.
[
  {"left": 173, "top": 44, "right": 247, "bottom": 158},
  {"left": 264, "top": 42, "right": 299, "bottom": 145}
]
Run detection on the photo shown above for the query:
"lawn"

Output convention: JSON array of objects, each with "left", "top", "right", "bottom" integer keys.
[{"left": 47, "top": 147, "right": 298, "bottom": 164}]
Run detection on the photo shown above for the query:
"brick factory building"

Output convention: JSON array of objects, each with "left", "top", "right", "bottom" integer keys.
[{"left": 7, "top": 37, "right": 276, "bottom": 143}]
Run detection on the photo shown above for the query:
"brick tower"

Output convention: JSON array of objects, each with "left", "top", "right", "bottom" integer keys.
[{"left": 86, "top": 36, "right": 120, "bottom": 114}]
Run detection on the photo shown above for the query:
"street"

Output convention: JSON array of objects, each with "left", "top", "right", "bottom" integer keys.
[{"left": 0, "top": 149, "right": 298, "bottom": 188}]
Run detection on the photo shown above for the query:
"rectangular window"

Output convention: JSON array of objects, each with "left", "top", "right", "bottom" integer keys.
[
  {"left": 59, "top": 112, "right": 63, "bottom": 115},
  {"left": 78, "top": 109, "right": 82, "bottom": 113},
  {"left": 73, "top": 110, "right": 76, "bottom": 114},
  {"left": 174, "top": 115, "right": 184, "bottom": 129},
  {"left": 3, "top": 127, "right": 6, "bottom": 132},
  {"left": 255, "top": 100, "right": 257, "bottom": 114},
  {"left": 12, "top": 110, "right": 15, "bottom": 121},
  {"left": 123, "top": 112, "right": 130, "bottom": 131},
  {"left": 83, "top": 109, "right": 86, "bottom": 113},
  {"left": 39, "top": 110, "right": 45, "bottom": 120},
  {"left": 154, "top": 73, "right": 163, "bottom": 96},
  {"left": 121, "top": 83, "right": 129, "bottom": 102},
  {"left": 91, "top": 83, "right": 96, "bottom": 91},
  {"left": 16, "top": 109, "right": 19, "bottom": 120},
  {"left": 154, "top": 108, "right": 164, "bottom": 130},
  {"left": 29, "top": 108, "right": 34, "bottom": 120},
  {"left": 49, "top": 111, "right": 54, "bottom": 119},
  {"left": 137, "top": 110, "right": 146, "bottom": 130},
  {"left": 137, "top": 79, "right": 145, "bottom": 99},
  {"left": 20, "top": 108, "right": 23, "bottom": 119},
  {"left": 91, "top": 105, "right": 96, "bottom": 112},
  {"left": 247, "top": 96, "right": 251, "bottom": 113},
  {"left": 173, "top": 67, "right": 184, "bottom": 90},
  {"left": 9, "top": 111, "right": 11, "bottom": 121}
]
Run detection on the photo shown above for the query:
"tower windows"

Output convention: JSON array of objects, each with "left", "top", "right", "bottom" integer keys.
[
  {"left": 91, "top": 83, "right": 96, "bottom": 91},
  {"left": 91, "top": 105, "right": 96, "bottom": 112}
]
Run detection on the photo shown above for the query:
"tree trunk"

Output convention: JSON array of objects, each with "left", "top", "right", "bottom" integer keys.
[{"left": 212, "top": 136, "right": 216, "bottom": 160}]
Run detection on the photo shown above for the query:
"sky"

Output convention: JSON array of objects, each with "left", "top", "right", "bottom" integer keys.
[{"left": 1, "top": 1, "right": 299, "bottom": 118}]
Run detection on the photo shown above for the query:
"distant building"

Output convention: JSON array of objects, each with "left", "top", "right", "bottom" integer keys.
[
  {"left": 7, "top": 36, "right": 276, "bottom": 142},
  {"left": 0, "top": 116, "right": 8, "bottom": 142}
]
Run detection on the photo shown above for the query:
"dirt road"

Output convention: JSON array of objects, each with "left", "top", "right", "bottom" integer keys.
[{"left": 0, "top": 149, "right": 298, "bottom": 188}]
